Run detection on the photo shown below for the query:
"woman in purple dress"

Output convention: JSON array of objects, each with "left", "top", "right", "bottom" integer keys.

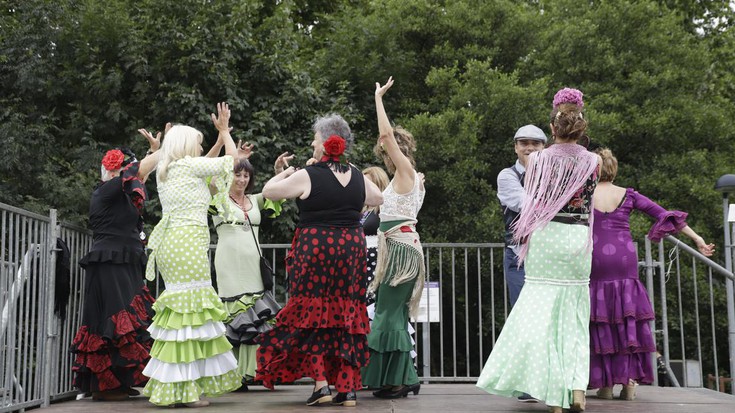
[{"left": 589, "top": 148, "right": 715, "bottom": 400}]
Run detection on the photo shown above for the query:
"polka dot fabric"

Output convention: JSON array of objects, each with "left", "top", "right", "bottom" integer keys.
[
  {"left": 476, "top": 221, "right": 591, "bottom": 409},
  {"left": 143, "top": 155, "right": 241, "bottom": 405},
  {"left": 255, "top": 226, "right": 369, "bottom": 393},
  {"left": 587, "top": 188, "right": 669, "bottom": 388}
]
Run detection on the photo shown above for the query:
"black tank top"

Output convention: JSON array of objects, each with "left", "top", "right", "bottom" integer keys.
[{"left": 296, "top": 163, "right": 365, "bottom": 228}]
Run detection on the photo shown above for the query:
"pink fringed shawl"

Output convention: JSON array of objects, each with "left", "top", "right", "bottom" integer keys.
[{"left": 511, "top": 143, "right": 600, "bottom": 264}]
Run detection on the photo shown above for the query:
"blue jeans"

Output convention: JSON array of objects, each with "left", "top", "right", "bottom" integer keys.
[{"left": 503, "top": 247, "right": 526, "bottom": 308}]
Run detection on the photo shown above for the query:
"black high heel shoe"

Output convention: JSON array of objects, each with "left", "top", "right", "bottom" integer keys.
[
  {"left": 376, "top": 383, "right": 421, "bottom": 399},
  {"left": 306, "top": 386, "right": 332, "bottom": 406}
]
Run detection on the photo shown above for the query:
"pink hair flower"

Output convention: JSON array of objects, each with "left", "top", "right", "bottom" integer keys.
[{"left": 553, "top": 88, "right": 584, "bottom": 108}]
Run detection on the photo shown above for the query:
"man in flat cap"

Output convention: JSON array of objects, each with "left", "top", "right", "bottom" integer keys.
[{"left": 498, "top": 125, "right": 547, "bottom": 308}]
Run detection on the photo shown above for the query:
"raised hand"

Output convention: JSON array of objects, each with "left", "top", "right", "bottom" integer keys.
[
  {"left": 236, "top": 140, "right": 254, "bottom": 159},
  {"left": 137, "top": 128, "right": 161, "bottom": 153},
  {"left": 375, "top": 76, "right": 394, "bottom": 98},
  {"left": 274, "top": 152, "right": 295, "bottom": 173},
  {"left": 210, "top": 102, "right": 231, "bottom": 132}
]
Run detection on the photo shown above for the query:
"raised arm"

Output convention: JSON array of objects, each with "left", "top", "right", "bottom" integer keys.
[
  {"left": 262, "top": 167, "right": 309, "bottom": 200},
  {"left": 210, "top": 102, "right": 237, "bottom": 157},
  {"left": 137, "top": 124, "right": 165, "bottom": 181},
  {"left": 375, "top": 77, "right": 415, "bottom": 192}
]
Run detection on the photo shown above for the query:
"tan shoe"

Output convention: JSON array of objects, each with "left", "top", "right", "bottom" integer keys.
[
  {"left": 570, "top": 389, "right": 586, "bottom": 412},
  {"left": 548, "top": 406, "right": 563, "bottom": 413},
  {"left": 596, "top": 387, "right": 613, "bottom": 399},
  {"left": 620, "top": 381, "right": 637, "bottom": 401},
  {"left": 184, "top": 400, "right": 210, "bottom": 408}
]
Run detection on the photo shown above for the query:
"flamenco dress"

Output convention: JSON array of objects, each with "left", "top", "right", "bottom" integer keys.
[
  {"left": 212, "top": 193, "right": 281, "bottom": 381},
  {"left": 476, "top": 144, "right": 599, "bottom": 409},
  {"left": 142, "top": 156, "right": 241, "bottom": 405},
  {"left": 588, "top": 188, "right": 687, "bottom": 388},
  {"left": 255, "top": 163, "right": 370, "bottom": 393},
  {"left": 71, "top": 162, "right": 155, "bottom": 394},
  {"left": 361, "top": 172, "right": 425, "bottom": 389}
]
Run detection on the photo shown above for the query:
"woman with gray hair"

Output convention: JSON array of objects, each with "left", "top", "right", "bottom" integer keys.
[
  {"left": 71, "top": 138, "right": 160, "bottom": 401},
  {"left": 255, "top": 113, "right": 383, "bottom": 407}
]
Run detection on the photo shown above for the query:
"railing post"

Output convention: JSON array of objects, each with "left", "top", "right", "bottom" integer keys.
[
  {"left": 643, "top": 238, "right": 658, "bottom": 386},
  {"left": 42, "top": 210, "right": 59, "bottom": 407},
  {"left": 722, "top": 195, "right": 735, "bottom": 395}
]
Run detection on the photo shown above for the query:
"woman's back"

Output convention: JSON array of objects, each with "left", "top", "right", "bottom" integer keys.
[{"left": 297, "top": 164, "right": 365, "bottom": 228}]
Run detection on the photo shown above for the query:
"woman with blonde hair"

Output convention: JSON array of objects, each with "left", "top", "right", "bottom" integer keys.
[
  {"left": 588, "top": 148, "right": 714, "bottom": 401},
  {"left": 361, "top": 166, "right": 390, "bottom": 290},
  {"left": 361, "top": 77, "right": 425, "bottom": 399},
  {"left": 142, "top": 103, "right": 243, "bottom": 407},
  {"left": 477, "top": 88, "right": 600, "bottom": 413}
]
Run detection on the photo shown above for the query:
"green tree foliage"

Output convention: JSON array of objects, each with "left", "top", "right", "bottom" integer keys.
[{"left": 2, "top": 0, "right": 734, "bottom": 383}]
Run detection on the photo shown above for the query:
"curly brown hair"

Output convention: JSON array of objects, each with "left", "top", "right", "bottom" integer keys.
[
  {"left": 549, "top": 103, "right": 587, "bottom": 142},
  {"left": 373, "top": 126, "right": 417, "bottom": 174}
]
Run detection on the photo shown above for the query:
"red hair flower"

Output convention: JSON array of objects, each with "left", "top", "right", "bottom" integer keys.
[
  {"left": 323, "top": 135, "right": 346, "bottom": 156},
  {"left": 101, "top": 149, "right": 125, "bottom": 171}
]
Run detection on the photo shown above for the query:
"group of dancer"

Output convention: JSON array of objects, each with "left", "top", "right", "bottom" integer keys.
[
  {"left": 70, "top": 78, "right": 424, "bottom": 407},
  {"left": 69, "top": 82, "right": 715, "bottom": 411},
  {"left": 483, "top": 87, "right": 715, "bottom": 412}
]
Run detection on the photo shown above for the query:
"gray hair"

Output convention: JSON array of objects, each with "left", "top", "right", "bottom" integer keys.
[{"left": 312, "top": 113, "right": 353, "bottom": 149}]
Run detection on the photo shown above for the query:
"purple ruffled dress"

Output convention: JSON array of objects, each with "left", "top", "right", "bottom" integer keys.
[{"left": 589, "top": 188, "right": 687, "bottom": 389}]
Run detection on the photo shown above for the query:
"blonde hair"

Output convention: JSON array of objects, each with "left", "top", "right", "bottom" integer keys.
[
  {"left": 362, "top": 166, "right": 389, "bottom": 213},
  {"left": 373, "top": 126, "right": 417, "bottom": 174},
  {"left": 157, "top": 125, "right": 203, "bottom": 182},
  {"left": 597, "top": 147, "right": 618, "bottom": 182}
]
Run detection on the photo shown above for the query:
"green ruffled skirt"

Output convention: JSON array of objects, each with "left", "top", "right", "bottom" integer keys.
[{"left": 142, "top": 226, "right": 241, "bottom": 405}]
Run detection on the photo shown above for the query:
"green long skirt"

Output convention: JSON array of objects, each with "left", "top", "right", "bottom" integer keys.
[
  {"left": 476, "top": 221, "right": 591, "bottom": 409},
  {"left": 361, "top": 259, "right": 419, "bottom": 387}
]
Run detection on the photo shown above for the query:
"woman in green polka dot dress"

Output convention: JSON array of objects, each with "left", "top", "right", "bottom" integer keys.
[
  {"left": 142, "top": 103, "right": 243, "bottom": 407},
  {"left": 476, "top": 89, "right": 600, "bottom": 413}
]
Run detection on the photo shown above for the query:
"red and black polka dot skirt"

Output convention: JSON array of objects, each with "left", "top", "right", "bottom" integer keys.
[{"left": 255, "top": 226, "right": 370, "bottom": 392}]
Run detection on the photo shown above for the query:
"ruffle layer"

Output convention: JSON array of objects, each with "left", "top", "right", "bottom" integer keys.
[
  {"left": 647, "top": 210, "right": 687, "bottom": 242},
  {"left": 224, "top": 292, "right": 281, "bottom": 345},
  {"left": 589, "top": 279, "right": 655, "bottom": 324},
  {"left": 276, "top": 295, "right": 369, "bottom": 334},
  {"left": 71, "top": 292, "right": 154, "bottom": 353},
  {"left": 367, "top": 328, "right": 414, "bottom": 353},
  {"left": 79, "top": 246, "right": 146, "bottom": 268},
  {"left": 71, "top": 289, "right": 154, "bottom": 392},
  {"left": 361, "top": 350, "right": 418, "bottom": 388},
  {"left": 153, "top": 287, "right": 228, "bottom": 317},
  {"left": 143, "top": 370, "right": 241, "bottom": 406},
  {"left": 152, "top": 306, "right": 228, "bottom": 330},
  {"left": 142, "top": 352, "right": 238, "bottom": 383},
  {"left": 120, "top": 162, "right": 146, "bottom": 213},
  {"left": 589, "top": 352, "right": 655, "bottom": 388},
  {"left": 148, "top": 321, "right": 226, "bottom": 342},
  {"left": 149, "top": 335, "right": 233, "bottom": 363},
  {"left": 590, "top": 318, "right": 656, "bottom": 355},
  {"left": 256, "top": 325, "right": 368, "bottom": 368}
]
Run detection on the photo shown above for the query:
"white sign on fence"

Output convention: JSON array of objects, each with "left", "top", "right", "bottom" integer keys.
[{"left": 415, "top": 281, "right": 440, "bottom": 323}]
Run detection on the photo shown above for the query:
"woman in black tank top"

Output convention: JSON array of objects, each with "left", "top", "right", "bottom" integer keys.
[{"left": 255, "top": 114, "right": 383, "bottom": 407}]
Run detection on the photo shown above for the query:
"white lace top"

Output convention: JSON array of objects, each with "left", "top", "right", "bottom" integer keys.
[{"left": 379, "top": 171, "right": 425, "bottom": 223}]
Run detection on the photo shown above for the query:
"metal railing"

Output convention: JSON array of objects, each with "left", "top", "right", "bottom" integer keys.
[
  {"left": 645, "top": 235, "right": 735, "bottom": 394},
  {"left": 1, "top": 200, "right": 734, "bottom": 413}
]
